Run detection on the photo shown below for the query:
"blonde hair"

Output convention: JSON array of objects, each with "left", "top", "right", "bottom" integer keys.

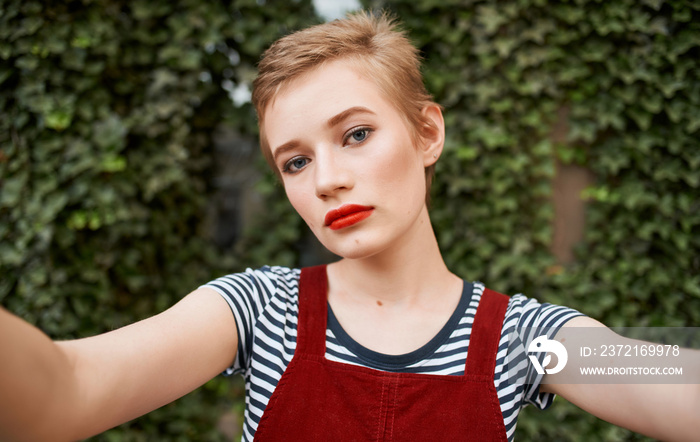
[{"left": 252, "top": 11, "right": 439, "bottom": 201}]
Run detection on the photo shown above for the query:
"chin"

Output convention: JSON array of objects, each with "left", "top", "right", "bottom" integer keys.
[
  {"left": 331, "top": 247, "right": 378, "bottom": 261},
  {"left": 318, "top": 231, "right": 389, "bottom": 261}
]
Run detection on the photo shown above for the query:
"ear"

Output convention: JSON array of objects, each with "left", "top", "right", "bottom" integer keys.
[{"left": 419, "top": 104, "right": 445, "bottom": 167}]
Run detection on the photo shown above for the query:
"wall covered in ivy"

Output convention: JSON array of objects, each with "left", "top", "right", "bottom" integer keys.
[
  {"left": 1, "top": 0, "right": 698, "bottom": 440},
  {"left": 0, "top": 0, "right": 318, "bottom": 440}
]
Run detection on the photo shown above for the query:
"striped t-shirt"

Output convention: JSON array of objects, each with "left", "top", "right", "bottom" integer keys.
[{"left": 203, "top": 266, "right": 582, "bottom": 441}]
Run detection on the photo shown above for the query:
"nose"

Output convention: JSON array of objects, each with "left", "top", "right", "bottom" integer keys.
[{"left": 314, "top": 149, "right": 353, "bottom": 199}]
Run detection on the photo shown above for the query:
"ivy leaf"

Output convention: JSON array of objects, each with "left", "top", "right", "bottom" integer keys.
[
  {"left": 45, "top": 110, "right": 73, "bottom": 131},
  {"left": 477, "top": 5, "right": 508, "bottom": 35},
  {"left": 92, "top": 114, "right": 127, "bottom": 151}
]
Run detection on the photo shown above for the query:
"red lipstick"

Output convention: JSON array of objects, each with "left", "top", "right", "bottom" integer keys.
[{"left": 324, "top": 204, "right": 374, "bottom": 231}]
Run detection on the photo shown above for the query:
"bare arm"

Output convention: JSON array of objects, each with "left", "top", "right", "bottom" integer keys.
[
  {"left": 0, "top": 287, "right": 237, "bottom": 442},
  {"left": 542, "top": 316, "right": 700, "bottom": 442}
]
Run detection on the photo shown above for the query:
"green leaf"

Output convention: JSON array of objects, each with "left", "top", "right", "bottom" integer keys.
[
  {"left": 45, "top": 110, "right": 73, "bottom": 131},
  {"left": 15, "top": 55, "right": 39, "bottom": 70},
  {"left": 101, "top": 155, "right": 127, "bottom": 173},
  {"left": 92, "top": 114, "right": 127, "bottom": 151}
]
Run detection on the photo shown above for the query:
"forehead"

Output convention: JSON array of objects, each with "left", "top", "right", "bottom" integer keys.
[{"left": 263, "top": 60, "right": 401, "bottom": 148}]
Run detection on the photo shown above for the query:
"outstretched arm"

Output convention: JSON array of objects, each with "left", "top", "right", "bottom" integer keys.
[
  {"left": 0, "top": 287, "right": 237, "bottom": 442},
  {"left": 542, "top": 316, "right": 700, "bottom": 442}
]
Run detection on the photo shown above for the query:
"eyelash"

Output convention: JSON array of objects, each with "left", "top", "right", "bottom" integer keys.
[
  {"left": 282, "top": 156, "right": 309, "bottom": 174},
  {"left": 281, "top": 126, "right": 374, "bottom": 175},
  {"left": 343, "top": 126, "right": 373, "bottom": 145}
]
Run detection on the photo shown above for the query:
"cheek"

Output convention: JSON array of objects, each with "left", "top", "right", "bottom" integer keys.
[
  {"left": 373, "top": 142, "right": 425, "bottom": 197},
  {"left": 285, "top": 185, "right": 320, "bottom": 229}
]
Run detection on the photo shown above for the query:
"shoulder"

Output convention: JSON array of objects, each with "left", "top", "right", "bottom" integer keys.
[
  {"left": 503, "top": 291, "right": 583, "bottom": 330},
  {"left": 471, "top": 283, "right": 582, "bottom": 328},
  {"left": 202, "top": 266, "right": 301, "bottom": 299}
]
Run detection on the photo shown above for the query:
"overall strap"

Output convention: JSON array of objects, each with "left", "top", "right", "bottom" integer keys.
[
  {"left": 465, "top": 288, "right": 510, "bottom": 376},
  {"left": 296, "top": 265, "right": 329, "bottom": 356}
]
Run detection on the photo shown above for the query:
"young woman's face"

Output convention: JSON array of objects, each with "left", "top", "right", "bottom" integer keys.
[{"left": 263, "top": 59, "right": 439, "bottom": 259}]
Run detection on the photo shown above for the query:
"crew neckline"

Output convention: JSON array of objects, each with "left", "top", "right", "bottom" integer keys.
[{"left": 326, "top": 281, "right": 474, "bottom": 370}]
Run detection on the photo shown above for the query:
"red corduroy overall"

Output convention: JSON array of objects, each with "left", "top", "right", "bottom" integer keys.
[{"left": 255, "top": 265, "right": 509, "bottom": 441}]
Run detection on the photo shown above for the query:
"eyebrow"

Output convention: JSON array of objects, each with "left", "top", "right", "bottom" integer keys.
[
  {"left": 327, "top": 106, "right": 376, "bottom": 128},
  {"left": 272, "top": 106, "right": 377, "bottom": 162},
  {"left": 272, "top": 141, "right": 300, "bottom": 163}
]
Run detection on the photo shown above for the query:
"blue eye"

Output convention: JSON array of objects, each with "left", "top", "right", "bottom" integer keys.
[
  {"left": 352, "top": 130, "right": 367, "bottom": 142},
  {"left": 345, "top": 127, "right": 372, "bottom": 145},
  {"left": 283, "top": 156, "right": 309, "bottom": 174}
]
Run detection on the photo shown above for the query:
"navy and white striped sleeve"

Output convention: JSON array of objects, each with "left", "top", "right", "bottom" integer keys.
[
  {"left": 199, "top": 266, "right": 283, "bottom": 376},
  {"left": 502, "top": 294, "right": 585, "bottom": 410}
]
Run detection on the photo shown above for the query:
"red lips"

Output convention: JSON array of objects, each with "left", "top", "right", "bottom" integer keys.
[{"left": 324, "top": 204, "right": 374, "bottom": 231}]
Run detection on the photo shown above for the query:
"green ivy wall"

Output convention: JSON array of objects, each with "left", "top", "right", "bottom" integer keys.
[
  {"left": 1, "top": 0, "right": 698, "bottom": 440},
  {"left": 0, "top": 0, "right": 318, "bottom": 439}
]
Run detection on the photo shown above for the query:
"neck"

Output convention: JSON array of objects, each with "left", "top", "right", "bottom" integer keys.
[{"left": 327, "top": 206, "right": 459, "bottom": 305}]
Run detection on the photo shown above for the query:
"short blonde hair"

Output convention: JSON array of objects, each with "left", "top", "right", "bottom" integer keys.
[{"left": 252, "top": 11, "right": 439, "bottom": 202}]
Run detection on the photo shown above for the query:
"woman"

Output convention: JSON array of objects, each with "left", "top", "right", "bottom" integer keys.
[{"left": 1, "top": 11, "right": 698, "bottom": 442}]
